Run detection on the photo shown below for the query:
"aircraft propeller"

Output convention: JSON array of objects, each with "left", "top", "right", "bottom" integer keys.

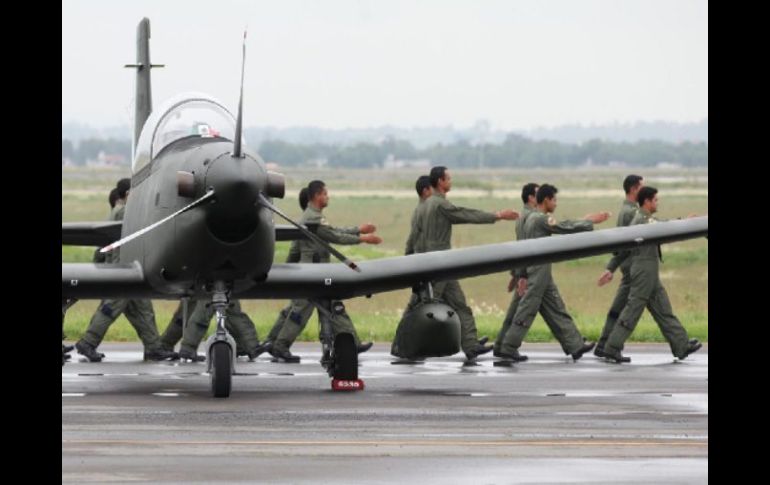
[
  {"left": 100, "top": 189, "right": 215, "bottom": 254},
  {"left": 257, "top": 193, "right": 362, "bottom": 273}
]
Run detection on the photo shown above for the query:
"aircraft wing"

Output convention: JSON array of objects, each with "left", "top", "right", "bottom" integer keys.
[
  {"left": 62, "top": 217, "right": 707, "bottom": 300},
  {"left": 238, "top": 216, "right": 708, "bottom": 300},
  {"left": 62, "top": 262, "right": 149, "bottom": 298},
  {"left": 62, "top": 221, "right": 122, "bottom": 246},
  {"left": 62, "top": 222, "right": 316, "bottom": 246},
  {"left": 275, "top": 223, "right": 318, "bottom": 241}
]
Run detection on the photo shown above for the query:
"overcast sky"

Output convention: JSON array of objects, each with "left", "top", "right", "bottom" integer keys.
[{"left": 62, "top": 0, "right": 707, "bottom": 131}]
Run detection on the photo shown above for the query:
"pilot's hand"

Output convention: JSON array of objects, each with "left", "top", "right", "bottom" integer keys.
[
  {"left": 359, "top": 223, "right": 377, "bottom": 234},
  {"left": 507, "top": 276, "right": 517, "bottom": 293},
  {"left": 585, "top": 211, "right": 611, "bottom": 224},
  {"left": 516, "top": 277, "right": 528, "bottom": 297},
  {"left": 598, "top": 270, "right": 613, "bottom": 286},
  {"left": 496, "top": 209, "right": 519, "bottom": 221},
  {"left": 360, "top": 234, "right": 382, "bottom": 244}
]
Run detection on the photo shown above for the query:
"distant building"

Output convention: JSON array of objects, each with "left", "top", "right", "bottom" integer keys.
[
  {"left": 86, "top": 151, "right": 127, "bottom": 167},
  {"left": 382, "top": 154, "right": 431, "bottom": 170}
]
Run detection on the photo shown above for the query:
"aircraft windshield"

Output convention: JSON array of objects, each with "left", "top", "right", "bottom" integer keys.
[
  {"left": 132, "top": 93, "right": 239, "bottom": 173},
  {"left": 152, "top": 101, "right": 236, "bottom": 156}
]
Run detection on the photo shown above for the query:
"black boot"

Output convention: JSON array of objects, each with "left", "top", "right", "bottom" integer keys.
[
  {"left": 572, "top": 341, "right": 596, "bottom": 361},
  {"left": 178, "top": 348, "right": 205, "bottom": 362},
  {"left": 75, "top": 340, "right": 104, "bottom": 362},
  {"left": 145, "top": 348, "right": 180, "bottom": 361},
  {"left": 270, "top": 348, "right": 300, "bottom": 363},
  {"left": 679, "top": 339, "right": 702, "bottom": 360},
  {"left": 357, "top": 342, "right": 373, "bottom": 354}
]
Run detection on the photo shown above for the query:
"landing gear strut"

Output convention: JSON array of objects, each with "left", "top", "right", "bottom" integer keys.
[
  {"left": 316, "top": 300, "right": 364, "bottom": 391},
  {"left": 205, "top": 282, "right": 235, "bottom": 397}
]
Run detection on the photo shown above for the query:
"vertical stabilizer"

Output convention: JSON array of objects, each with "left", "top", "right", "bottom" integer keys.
[{"left": 125, "top": 18, "right": 164, "bottom": 152}]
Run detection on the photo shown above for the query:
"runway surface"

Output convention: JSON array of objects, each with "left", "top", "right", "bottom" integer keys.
[{"left": 62, "top": 342, "right": 708, "bottom": 483}]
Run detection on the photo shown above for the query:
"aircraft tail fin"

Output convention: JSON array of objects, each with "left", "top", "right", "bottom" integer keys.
[{"left": 125, "top": 18, "right": 164, "bottom": 153}]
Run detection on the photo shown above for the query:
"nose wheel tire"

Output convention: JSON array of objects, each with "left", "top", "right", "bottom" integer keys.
[{"left": 210, "top": 341, "right": 232, "bottom": 398}]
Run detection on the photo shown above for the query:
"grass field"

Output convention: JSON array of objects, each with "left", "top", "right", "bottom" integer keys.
[{"left": 62, "top": 166, "right": 708, "bottom": 344}]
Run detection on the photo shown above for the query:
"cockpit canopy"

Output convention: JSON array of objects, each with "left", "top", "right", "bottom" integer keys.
[{"left": 133, "top": 93, "right": 239, "bottom": 173}]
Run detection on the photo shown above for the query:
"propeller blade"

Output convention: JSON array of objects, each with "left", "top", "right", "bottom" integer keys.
[
  {"left": 101, "top": 189, "right": 215, "bottom": 253},
  {"left": 233, "top": 30, "right": 247, "bottom": 158},
  {"left": 258, "top": 193, "right": 361, "bottom": 273}
]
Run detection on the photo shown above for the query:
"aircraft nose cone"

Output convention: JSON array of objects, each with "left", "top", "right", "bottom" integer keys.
[
  {"left": 204, "top": 154, "right": 264, "bottom": 243},
  {"left": 205, "top": 154, "right": 261, "bottom": 208}
]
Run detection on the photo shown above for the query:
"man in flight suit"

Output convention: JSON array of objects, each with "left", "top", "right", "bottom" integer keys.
[
  {"left": 598, "top": 186, "right": 702, "bottom": 363},
  {"left": 75, "top": 179, "right": 178, "bottom": 362},
  {"left": 413, "top": 166, "right": 520, "bottom": 360},
  {"left": 493, "top": 182, "right": 539, "bottom": 358},
  {"left": 269, "top": 180, "right": 382, "bottom": 363},
  {"left": 497, "top": 184, "right": 609, "bottom": 362},
  {"left": 594, "top": 174, "right": 644, "bottom": 357}
]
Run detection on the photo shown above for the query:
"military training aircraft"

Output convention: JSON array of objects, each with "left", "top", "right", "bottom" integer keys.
[{"left": 62, "top": 18, "right": 708, "bottom": 398}]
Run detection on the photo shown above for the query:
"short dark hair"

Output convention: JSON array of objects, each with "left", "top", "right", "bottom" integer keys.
[
  {"left": 298, "top": 187, "right": 309, "bottom": 210},
  {"left": 637, "top": 186, "right": 658, "bottom": 206},
  {"left": 116, "top": 178, "right": 131, "bottom": 199},
  {"left": 307, "top": 180, "right": 326, "bottom": 201},
  {"left": 521, "top": 183, "right": 539, "bottom": 204},
  {"left": 623, "top": 174, "right": 644, "bottom": 194},
  {"left": 536, "top": 184, "right": 557, "bottom": 204},
  {"left": 429, "top": 166, "right": 448, "bottom": 188},
  {"left": 108, "top": 188, "right": 119, "bottom": 208},
  {"left": 415, "top": 175, "right": 431, "bottom": 197}
]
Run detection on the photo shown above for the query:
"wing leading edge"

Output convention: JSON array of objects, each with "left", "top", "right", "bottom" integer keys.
[
  {"left": 238, "top": 216, "right": 708, "bottom": 300},
  {"left": 62, "top": 216, "right": 707, "bottom": 300}
]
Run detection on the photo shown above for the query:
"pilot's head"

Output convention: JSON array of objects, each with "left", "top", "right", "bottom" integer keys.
[
  {"left": 429, "top": 166, "right": 451, "bottom": 193},
  {"left": 415, "top": 175, "right": 432, "bottom": 200},
  {"left": 536, "top": 184, "right": 558, "bottom": 212},
  {"left": 521, "top": 183, "right": 539, "bottom": 206},
  {"left": 637, "top": 186, "right": 659, "bottom": 213},
  {"left": 623, "top": 174, "right": 645, "bottom": 199},
  {"left": 307, "top": 180, "right": 328, "bottom": 209}
]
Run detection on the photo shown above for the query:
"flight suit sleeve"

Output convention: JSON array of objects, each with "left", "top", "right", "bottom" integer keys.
[
  {"left": 405, "top": 228, "right": 416, "bottom": 255},
  {"left": 606, "top": 251, "right": 630, "bottom": 272},
  {"left": 285, "top": 240, "right": 301, "bottom": 263},
  {"left": 437, "top": 198, "right": 498, "bottom": 224},
  {"left": 338, "top": 226, "right": 361, "bottom": 235},
  {"left": 540, "top": 217, "right": 594, "bottom": 235},
  {"left": 316, "top": 225, "right": 362, "bottom": 245}
]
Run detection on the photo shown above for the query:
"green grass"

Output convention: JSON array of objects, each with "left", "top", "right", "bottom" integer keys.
[{"left": 62, "top": 166, "right": 708, "bottom": 344}]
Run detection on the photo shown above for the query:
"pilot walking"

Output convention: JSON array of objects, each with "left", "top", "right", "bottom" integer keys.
[
  {"left": 159, "top": 298, "right": 263, "bottom": 362},
  {"left": 75, "top": 179, "right": 178, "bottom": 362},
  {"left": 258, "top": 188, "right": 310, "bottom": 355},
  {"left": 269, "top": 180, "right": 382, "bottom": 363},
  {"left": 497, "top": 184, "right": 608, "bottom": 362},
  {"left": 492, "top": 182, "right": 540, "bottom": 358},
  {"left": 390, "top": 175, "right": 432, "bottom": 358},
  {"left": 413, "top": 166, "right": 520, "bottom": 360},
  {"left": 593, "top": 174, "right": 644, "bottom": 357},
  {"left": 597, "top": 186, "right": 702, "bottom": 363}
]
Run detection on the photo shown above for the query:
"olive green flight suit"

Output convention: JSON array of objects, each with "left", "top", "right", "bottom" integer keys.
[
  {"left": 391, "top": 198, "right": 429, "bottom": 357},
  {"left": 160, "top": 299, "right": 260, "bottom": 356},
  {"left": 81, "top": 203, "right": 164, "bottom": 352},
  {"left": 604, "top": 209, "right": 691, "bottom": 358},
  {"left": 596, "top": 199, "right": 639, "bottom": 352},
  {"left": 272, "top": 206, "right": 363, "bottom": 354},
  {"left": 414, "top": 193, "right": 498, "bottom": 353},
  {"left": 493, "top": 204, "right": 535, "bottom": 353},
  {"left": 500, "top": 211, "right": 594, "bottom": 355},
  {"left": 264, "top": 240, "right": 302, "bottom": 344}
]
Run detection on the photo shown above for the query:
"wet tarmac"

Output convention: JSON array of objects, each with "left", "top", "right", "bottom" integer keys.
[{"left": 62, "top": 342, "right": 707, "bottom": 483}]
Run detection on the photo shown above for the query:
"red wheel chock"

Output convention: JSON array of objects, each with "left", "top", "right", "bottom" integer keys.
[{"left": 331, "top": 379, "right": 365, "bottom": 391}]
